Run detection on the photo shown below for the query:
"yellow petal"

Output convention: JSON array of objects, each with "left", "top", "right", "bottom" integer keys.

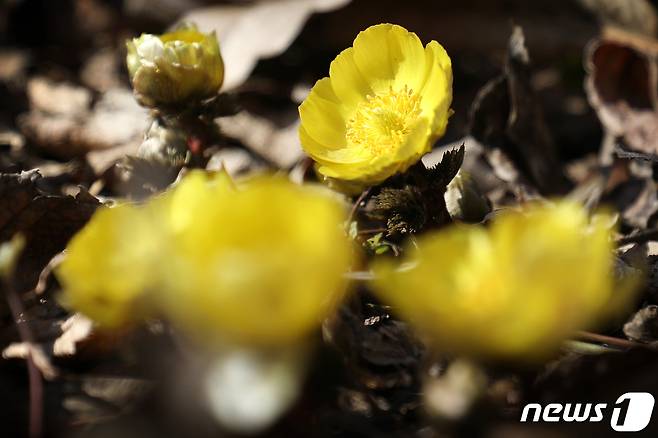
[
  {"left": 393, "top": 117, "right": 432, "bottom": 162},
  {"left": 299, "top": 126, "right": 369, "bottom": 164},
  {"left": 57, "top": 204, "right": 160, "bottom": 328},
  {"left": 420, "top": 41, "right": 453, "bottom": 137},
  {"left": 317, "top": 154, "right": 398, "bottom": 185},
  {"left": 159, "top": 175, "right": 354, "bottom": 346},
  {"left": 329, "top": 47, "right": 372, "bottom": 108},
  {"left": 299, "top": 78, "right": 349, "bottom": 148},
  {"left": 352, "top": 24, "right": 426, "bottom": 93}
]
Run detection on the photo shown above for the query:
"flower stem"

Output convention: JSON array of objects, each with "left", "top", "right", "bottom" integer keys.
[{"left": 575, "top": 331, "right": 657, "bottom": 351}]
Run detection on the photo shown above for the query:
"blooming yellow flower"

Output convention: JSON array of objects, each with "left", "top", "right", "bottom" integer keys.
[
  {"left": 57, "top": 204, "right": 161, "bottom": 328},
  {"left": 372, "top": 201, "right": 635, "bottom": 361},
  {"left": 126, "top": 23, "right": 224, "bottom": 108},
  {"left": 155, "top": 174, "right": 354, "bottom": 346},
  {"left": 299, "top": 24, "right": 452, "bottom": 193}
]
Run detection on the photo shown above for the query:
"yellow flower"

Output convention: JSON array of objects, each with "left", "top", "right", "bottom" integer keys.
[
  {"left": 157, "top": 174, "right": 354, "bottom": 346},
  {"left": 299, "top": 24, "right": 452, "bottom": 193},
  {"left": 56, "top": 204, "right": 161, "bottom": 328},
  {"left": 372, "top": 201, "right": 635, "bottom": 361},
  {"left": 150, "top": 169, "right": 236, "bottom": 234},
  {"left": 126, "top": 23, "right": 224, "bottom": 108},
  {"left": 55, "top": 171, "right": 353, "bottom": 344}
]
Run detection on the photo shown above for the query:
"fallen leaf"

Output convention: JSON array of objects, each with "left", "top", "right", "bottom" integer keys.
[
  {"left": 123, "top": 0, "right": 205, "bottom": 24},
  {"left": 54, "top": 313, "right": 94, "bottom": 357},
  {"left": 0, "top": 170, "right": 99, "bottom": 293},
  {"left": 19, "top": 80, "right": 148, "bottom": 161},
  {"left": 218, "top": 111, "right": 303, "bottom": 169},
  {"left": 86, "top": 142, "right": 143, "bottom": 175},
  {"left": 2, "top": 342, "right": 58, "bottom": 380},
  {"left": 324, "top": 296, "right": 423, "bottom": 390},
  {"left": 26, "top": 76, "right": 91, "bottom": 116},
  {"left": 80, "top": 48, "right": 122, "bottom": 92},
  {"left": 73, "top": 88, "right": 148, "bottom": 152},
  {"left": 107, "top": 155, "right": 181, "bottom": 200},
  {"left": 585, "top": 26, "right": 658, "bottom": 156},
  {"left": 82, "top": 376, "right": 152, "bottom": 407},
  {"left": 578, "top": 0, "right": 657, "bottom": 37},
  {"left": 423, "top": 137, "right": 507, "bottom": 196},
  {"left": 64, "top": 375, "right": 153, "bottom": 426},
  {"left": 180, "top": 0, "right": 352, "bottom": 90},
  {"left": 624, "top": 305, "right": 658, "bottom": 342},
  {"left": 206, "top": 147, "right": 263, "bottom": 176},
  {"left": 469, "top": 26, "right": 570, "bottom": 195}
]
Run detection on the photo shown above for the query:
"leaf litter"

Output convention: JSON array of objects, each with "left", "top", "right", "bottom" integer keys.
[{"left": 3, "top": 1, "right": 658, "bottom": 437}]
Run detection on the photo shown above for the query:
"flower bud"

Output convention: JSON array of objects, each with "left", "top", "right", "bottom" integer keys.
[
  {"left": 138, "top": 119, "right": 189, "bottom": 165},
  {"left": 126, "top": 23, "right": 224, "bottom": 109}
]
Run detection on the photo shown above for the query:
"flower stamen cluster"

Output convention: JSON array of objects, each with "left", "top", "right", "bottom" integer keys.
[{"left": 346, "top": 85, "right": 422, "bottom": 156}]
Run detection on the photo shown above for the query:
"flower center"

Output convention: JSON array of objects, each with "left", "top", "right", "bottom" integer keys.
[{"left": 346, "top": 85, "right": 422, "bottom": 156}]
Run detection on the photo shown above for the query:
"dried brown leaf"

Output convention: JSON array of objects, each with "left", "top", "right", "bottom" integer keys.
[
  {"left": 366, "top": 146, "right": 465, "bottom": 236},
  {"left": 469, "top": 26, "right": 570, "bottom": 195},
  {"left": 585, "top": 27, "right": 658, "bottom": 156},
  {"left": 2, "top": 342, "right": 58, "bottom": 380},
  {"left": 19, "top": 81, "right": 148, "bottom": 161},
  {"left": 53, "top": 313, "right": 94, "bottom": 357},
  {"left": 0, "top": 171, "right": 99, "bottom": 293}
]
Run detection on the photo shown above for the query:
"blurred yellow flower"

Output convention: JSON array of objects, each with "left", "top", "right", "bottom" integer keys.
[
  {"left": 57, "top": 170, "right": 353, "bottom": 344},
  {"left": 126, "top": 22, "right": 224, "bottom": 108},
  {"left": 156, "top": 174, "right": 354, "bottom": 346},
  {"left": 150, "top": 169, "right": 236, "bottom": 234},
  {"left": 372, "top": 201, "right": 634, "bottom": 361},
  {"left": 299, "top": 24, "right": 453, "bottom": 193},
  {"left": 57, "top": 204, "right": 161, "bottom": 328}
]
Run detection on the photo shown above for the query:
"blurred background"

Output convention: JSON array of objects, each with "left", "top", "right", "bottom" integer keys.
[
  {"left": 3, "top": 1, "right": 658, "bottom": 437},
  {"left": 0, "top": 0, "right": 607, "bottom": 173}
]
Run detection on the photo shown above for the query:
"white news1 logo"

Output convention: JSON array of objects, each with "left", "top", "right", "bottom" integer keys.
[{"left": 520, "top": 392, "right": 655, "bottom": 432}]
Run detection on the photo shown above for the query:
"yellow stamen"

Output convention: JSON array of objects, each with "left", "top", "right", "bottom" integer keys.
[{"left": 346, "top": 85, "right": 421, "bottom": 156}]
